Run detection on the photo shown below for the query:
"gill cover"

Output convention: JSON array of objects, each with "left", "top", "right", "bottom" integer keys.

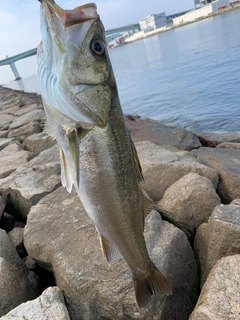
[{"left": 38, "top": 0, "right": 113, "bottom": 128}]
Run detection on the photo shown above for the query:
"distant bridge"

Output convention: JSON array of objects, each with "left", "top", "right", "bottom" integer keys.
[
  {"left": 0, "top": 48, "right": 37, "bottom": 80},
  {"left": 0, "top": 24, "right": 140, "bottom": 81}
]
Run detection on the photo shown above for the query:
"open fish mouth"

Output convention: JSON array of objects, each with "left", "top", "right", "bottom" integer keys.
[{"left": 38, "top": 0, "right": 112, "bottom": 127}]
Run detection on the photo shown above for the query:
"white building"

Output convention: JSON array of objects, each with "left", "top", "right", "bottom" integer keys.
[
  {"left": 139, "top": 13, "right": 167, "bottom": 33},
  {"left": 173, "top": 0, "right": 231, "bottom": 26}
]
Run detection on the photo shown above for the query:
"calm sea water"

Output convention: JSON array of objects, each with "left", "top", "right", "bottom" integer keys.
[{"left": 5, "top": 9, "right": 240, "bottom": 132}]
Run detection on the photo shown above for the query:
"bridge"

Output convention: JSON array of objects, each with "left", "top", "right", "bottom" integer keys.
[
  {"left": 0, "top": 48, "right": 37, "bottom": 80},
  {"left": 0, "top": 24, "right": 140, "bottom": 81}
]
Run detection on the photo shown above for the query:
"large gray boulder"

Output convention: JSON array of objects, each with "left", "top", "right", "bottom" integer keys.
[
  {"left": 0, "top": 196, "right": 6, "bottom": 221},
  {"left": 24, "top": 186, "right": 198, "bottom": 320},
  {"left": 7, "top": 121, "right": 42, "bottom": 142},
  {"left": 0, "top": 145, "right": 61, "bottom": 219},
  {"left": 194, "top": 201, "right": 240, "bottom": 287},
  {"left": 157, "top": 173, "right": 221, "bottom": 239},
  {"left": 190, "top": 255, "right": 240, "bottom": 320},
  {"left": 0, "top": 143, "right": 34, "bottom": 179},
  {"left": 0, "top": 138, "right": 16, "bottom": 151},
  {"left": 0, "top": 287, "right": 70, "bottom": 320},
  {"left": 135, "top": 141, "right": 218, "bottom": 201},
  {"left": 22, "top": 132, "right": 56, "bottom": 154},
  {"left": 0, "top": 230, "right": 38, "bottom": 317},
  {"left": 8, "top": 109, "right": 45, "bottom": 130},
  {"left": 126, "top": 117, "right": 201, "bottom": 151},
  {"left": 191, "top": 147, "right": 240, "bottom": 203}
]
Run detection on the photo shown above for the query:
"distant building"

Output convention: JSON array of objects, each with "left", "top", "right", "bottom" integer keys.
[
  {"left": 173, "top": 0, "right": 233, "bottom": 26},
  {"left": 139, "top": 13, "right": 167, "bottom": 33}
]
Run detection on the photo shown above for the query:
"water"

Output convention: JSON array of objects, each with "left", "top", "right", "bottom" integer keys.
[{"left": 4, "top": 10, "right": 240, "bottom": 132}]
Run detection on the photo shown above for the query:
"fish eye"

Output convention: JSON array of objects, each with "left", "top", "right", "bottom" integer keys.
[{"left": 91, "top": 39, "right": 105, "bottom": 57}]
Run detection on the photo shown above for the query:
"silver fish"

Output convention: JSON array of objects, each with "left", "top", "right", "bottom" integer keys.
[{"left": 38, "top": 0, "right": 172, "bottom": 307}]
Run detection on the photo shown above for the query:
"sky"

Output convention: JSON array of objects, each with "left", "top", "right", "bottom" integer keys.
[{"left": 0, "top": 0, "right": 194, "bottom": 84}]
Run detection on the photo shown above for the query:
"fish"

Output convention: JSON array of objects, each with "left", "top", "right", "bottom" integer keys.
[{"left": 37, "top": 0, "right": 172, "bottom": 308}]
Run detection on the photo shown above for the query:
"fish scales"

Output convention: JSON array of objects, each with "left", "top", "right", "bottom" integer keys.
[{"left": 38, "top": 0, "right": 172, "bottom": 308}]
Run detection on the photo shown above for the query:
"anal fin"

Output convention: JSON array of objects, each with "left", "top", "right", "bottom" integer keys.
[{"left": 99, "top": 235, "right": 121, "bottom": 265}]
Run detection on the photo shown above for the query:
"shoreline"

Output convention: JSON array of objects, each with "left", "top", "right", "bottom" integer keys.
[
  {"left": 125, "top": 5, "right": 240, "bottom": 43},
  {"left": 1, "top": 85, "right": 240, "bottom": 145}
]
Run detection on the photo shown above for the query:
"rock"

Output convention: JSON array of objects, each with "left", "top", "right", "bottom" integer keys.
[
  {"left": 0, "top": 287, "right": 70, "bottom": 320},
  {"left": 0, "top": 138, "right": 16, "bottom": 151},
  {"left": 0, "top": 145, "right": 61, "bottom": 219},
  {"left": 8, "top": 228, "right": 24, "bottom": 247},
  {"left": 9, "top": 109, "right": 45, "bottom": 130},
  {"left": 0, "top": 196, "right": 6, "bottom": 220},
  {"left": 195, "top": 131, "right": 240, "bottom": 147},
  {"left": 194, "top": 202, "right": 240, "bottom": 287},
  {"left": 7, "top": 121, "right": 42, "bottom": 142},
  {"left": 14, "top": 104, "right": 41, "bottom": 116},
  {"left": 0, "top": 229, "right": 26, "bottom": 273},
  {"left": 216, "top": 142, "right": 240, "bottom": 150},
  {"left": 191, "top": 147, "right": 240, "bottom": 203},
  {"left": 0, "top": 131, "right": 8, "bottom": 138},
  {"left": 126, "top": 117, "right": 201, "bottom": 151},
  {"left": 0, "top": 143, "right": 34, "bottom": 179},
  {"left": 0, "top": 230, "right": 38, "bottom": 316},
  {"left": 157, "top": 173, "right": 221, "bottom": 239},
  {"left": 23, "top": 132, "right": 56, "bottom": 154},
  {"left": 0, "top": 114, "right": 14, "bottom": 130},
  {"left": 190, "top": 255, "right": 240, "bottom": 320},
  {"left": 24, "top": 186, "right": 198, "bottom": 320},
  {"left": 136, "top": 141, "right": 218, "bottom": 201}
]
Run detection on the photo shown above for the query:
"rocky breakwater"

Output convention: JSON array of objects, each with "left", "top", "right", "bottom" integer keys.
[{"left": 0, "top": 86, "right": 240, "bottom": 319}]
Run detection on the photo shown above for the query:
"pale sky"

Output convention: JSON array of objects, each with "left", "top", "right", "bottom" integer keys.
[{"left": 0, "top": 0, "right": 194, "bottom": 84}]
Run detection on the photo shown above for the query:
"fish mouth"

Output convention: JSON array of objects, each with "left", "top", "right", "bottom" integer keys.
[{"left": 39, "top": 0, "right": 98, "bottom": 28}]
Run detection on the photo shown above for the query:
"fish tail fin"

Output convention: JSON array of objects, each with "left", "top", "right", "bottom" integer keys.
[{"left": 133, "top": 263, "right": 172, "bottom": 308}]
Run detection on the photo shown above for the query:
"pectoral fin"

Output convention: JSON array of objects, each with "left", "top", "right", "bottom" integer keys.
[
  {"left": 99, "top": 235, "right": 121, "bottom": 265},
  {"left": 59, "top": 147, "right": 74, "bottom": 193},
  {"left": 67, "top": 127, "right": 80, "bottom": 188}
]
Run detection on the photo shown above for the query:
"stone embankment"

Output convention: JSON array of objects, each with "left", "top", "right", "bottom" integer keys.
[{"left": 0, "top": 86, "right": 240, "bottom": 319}]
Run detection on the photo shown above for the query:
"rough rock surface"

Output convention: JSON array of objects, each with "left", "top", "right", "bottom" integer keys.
[
  {"left": 0, "top": 196, "right": 6, "bottom": 220},
  {"left": 194, "top": 201, "right": 240, "bottom": 287},
  {"left": 22, "top": 132, "right": 56, "bottom": 154},
  {"left": 0, "top": 145, "right": 61, "bottom": 219},
  {"left": 126, "top": 117, "right": 201, "bottom": 151},
  {"left": 191, "top": 147, "right": 240, "bottom": 203},
  {"left": 0, "top": 143, "right": 34, "bottom": 179},
  {"left": 24, "top": 186, "right": 198, "bottom": 320},
  {"left": 195, "top": 131, "right": 240, "bottom": 147},
  {"left": 9, "top": 109, "right": 45, "bottom": 130},
  {"left": 157, "top": 173, "right": 221, "bottom": 238},
  {"left": 8, "top": 227, "right": 24, "bottom": 247},
  {"left": 190, "top": 255, "right": 240, "bottom": 320},
  {"left": 136, "top": 141, "right": 218, "bottom": 201},
  {"left": 7, "top": 121, "right": 42, "bottom": 142},
  {"left": 216, "top": 142, "right": 240, "bottom": 150},
  {"left": 0, "top": 287, "right": 70, "bottom": 320},
  {"left": 0, "top": 138, "right": 16, "bottom": 151},
  {"left": 0, "top": 230, "right": 38, "bottom": 317}
]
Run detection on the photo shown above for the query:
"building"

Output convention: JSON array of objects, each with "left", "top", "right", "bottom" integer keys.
[
  {"left": 173, "top": 0, "right": 232, "bottom": 26},
  {"left": 139, "top": 13, "right": 167, "bottom": 33}
]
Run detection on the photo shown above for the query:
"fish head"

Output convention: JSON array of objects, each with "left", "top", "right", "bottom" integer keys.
[{"left": 38, "top": 0, "right": 115, "bottom": 128}]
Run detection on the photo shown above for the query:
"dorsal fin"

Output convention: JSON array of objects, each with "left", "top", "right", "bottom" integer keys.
[
  {"left": 127, "top": 129, "right": 144, "bottom": 182},
  {"left": 142, "top": 189, "right": 154, "bottom": 218},
  {"left": 59, "top": 147, "right": 74, "bottom": 193}
]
